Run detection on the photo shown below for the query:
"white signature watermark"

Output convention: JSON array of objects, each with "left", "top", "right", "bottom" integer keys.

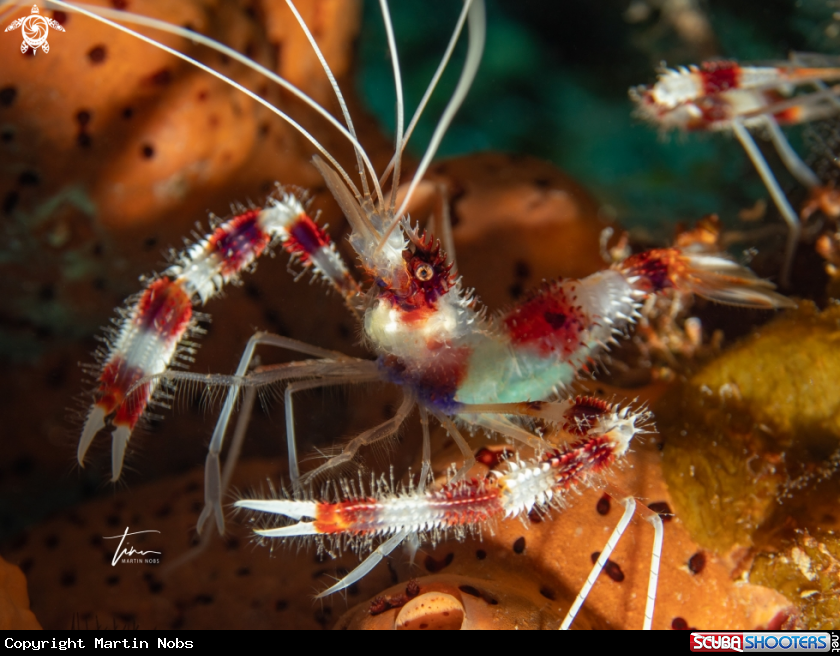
[
  {"left": 103, "top": 527, "right": 162, "bottom": 566},
  {"left": 4, "top": 5, "right": 65, "bottom": 54}
]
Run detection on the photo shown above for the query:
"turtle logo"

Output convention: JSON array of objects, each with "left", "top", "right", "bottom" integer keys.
[{"left": 5, "top": 5, "right": 65, "bottom": 54}]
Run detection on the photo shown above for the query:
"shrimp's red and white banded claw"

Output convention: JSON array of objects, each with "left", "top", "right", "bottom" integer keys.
[
  {"left": 77, "top": 191, "right": 358, "bottom": 481},
  {"left": 236, "top": 397, "right": 663, "bottom": 629},
  {"left": 631, "top": 57, "right": 840, "bottom": 287}
]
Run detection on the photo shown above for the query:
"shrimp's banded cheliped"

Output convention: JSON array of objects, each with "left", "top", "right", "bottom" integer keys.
[{"left": 45, "top": 0, "right": 797, "bottom": 629}]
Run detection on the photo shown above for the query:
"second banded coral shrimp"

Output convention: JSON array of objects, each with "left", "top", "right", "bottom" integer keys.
[
  {"left": 50, "top": 0, "right": 796, "bottom": 629},
  {"left": 631, "top": 55, "right": 840, "bottom": 288}
]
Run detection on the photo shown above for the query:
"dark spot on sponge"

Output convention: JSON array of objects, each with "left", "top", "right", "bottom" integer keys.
[
  {"left": 596, "top": 493, "right": 611, "bottom": 516},
  {"left": 424, "top": 552, "right": 454, "bottom": 573},
  {"left": 18, "top": 171, "right": 39, "bottom": 186},
  {"left": 648, "top": 501, "right": 674, "bottom": 521},
  {"left": 3, "top": 191, "right": 19, "bottom": 215},
  {"left": 688, "top": 551, "right": 706, "bottom": 575},
  {"left": 0, "top": 86, "right": 17, "bottom": 107},
  {"left": 590, "top": 551, "right": 625, "bottom": 582},
  {"left": 87, "top": 45, "right": 107, "bottom": 64},
  {"left": 147, "top": 69, "right": 172, "bottom": 86}
]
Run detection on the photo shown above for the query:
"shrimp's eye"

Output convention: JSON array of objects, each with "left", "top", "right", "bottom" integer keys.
[{"left": 414, "top": 262, "right": 435, "bottom": 282}]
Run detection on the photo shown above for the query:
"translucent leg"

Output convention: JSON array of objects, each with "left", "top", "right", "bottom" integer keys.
[
  {"left": 732, "top": 120, "right": 800, "bottom": 287},
  {"left": 762, "top": 116, "right": 820, "bottom": 189},
  {"left": 559, "top": 497, "right": 636, "bottom": 630},
  {"left": 198, "top": 359, "right": 376, "bottom": 534},
  {"left": 161, "top": 385, "right": 257, "bottom": 577},
  {"left": 197, "top": 331, "right": 370, "bottom": 535},
  {"left": 300, "top": 390, "right": 415, "bottom": 485},
  {"left": 462, "top": 413, "right": 553, "bottom": 452},
  {"left": 417, "top": 405, "right": 432, "bottom": 492},
  {"left": 433, "top": 412, "right": 476, "bottom": 482},
  {"left": 315, "top": 530, "right": 409, "bottom": 599},
  {"left": 404, "top": 406, "right": 434, "bottom": 569},
  {"left": 282, "top": 376, "right": 380, "bottom": 489}
]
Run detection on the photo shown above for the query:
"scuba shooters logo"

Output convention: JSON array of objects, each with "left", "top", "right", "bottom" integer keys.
[{"left": 690, "top": 633, "right": 833, "bottom": 653}]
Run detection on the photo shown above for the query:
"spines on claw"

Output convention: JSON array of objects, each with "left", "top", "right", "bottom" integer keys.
[
  {"left": 236, "top": 397, "right": 648, "bottom": 552},
  {"left": 618, "top": 248, "right": 795, "bottom": 310},
  {"left": 79, "top": 191, "right": 355, "bottom": 480}
]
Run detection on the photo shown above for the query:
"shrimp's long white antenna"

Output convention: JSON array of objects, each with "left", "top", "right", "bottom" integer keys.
[
  {"left": 377, "top": 0, "right": 486, "bottom": 251},
  {"left": 379, "top": 0, "right": 473, "bottom": 191},
  {"left": 45, "top": 0, "right": 376, "bottom": 204},
  {"left": 284, "top": 0, "right": 381, "bottom": 209},
  {"left": 378, "top": 0, "right": 405, "bottom": 212}
]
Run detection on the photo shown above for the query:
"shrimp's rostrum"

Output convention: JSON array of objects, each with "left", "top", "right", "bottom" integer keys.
[{"left": 54, "top": 0, "right": 796, "bottom": 628}]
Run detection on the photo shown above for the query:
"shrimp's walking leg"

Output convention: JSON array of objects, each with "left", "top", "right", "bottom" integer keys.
[
  {"left": 315, "top": 531, "right": 410, "bottom": 599},
  {"left": 560, "top": 497, "right": 637, "bottom": 630},
  {"left": 300, "top": 390, "right": 416, "bottom": 485},
  {"left": 198, "top": 332, "right": 369, "bottom": 535},
  {"left": 403, "top": 406, "right": 434, "bottom": 568},
  {"left": 283, "top": 375, "right": 381, "bottom": 488},
  {"left": 467, "top": 414, "right": 553, "bottom": 451},
  {"left": 161, "top": 384, "right": 258, "bottom": 576},
  {"left": 761, "top": 116, "right": 821, "bottom": 189},
  {"left": 418, "top": 405, "right": 433, "bottom": 490},
  {"left": 434, "top": 412, "right": 476, "bottom": 482},
  {"left": 731, "top": 119, "right": 800, "bottom": 287}
]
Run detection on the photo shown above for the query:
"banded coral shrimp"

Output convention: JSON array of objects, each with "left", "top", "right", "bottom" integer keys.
[
  {"left": 630, "top": 54, "right": 840, "bottom": 289},
  {"left": 0, "top": 0, "right": 796, "bottom": 632}
]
